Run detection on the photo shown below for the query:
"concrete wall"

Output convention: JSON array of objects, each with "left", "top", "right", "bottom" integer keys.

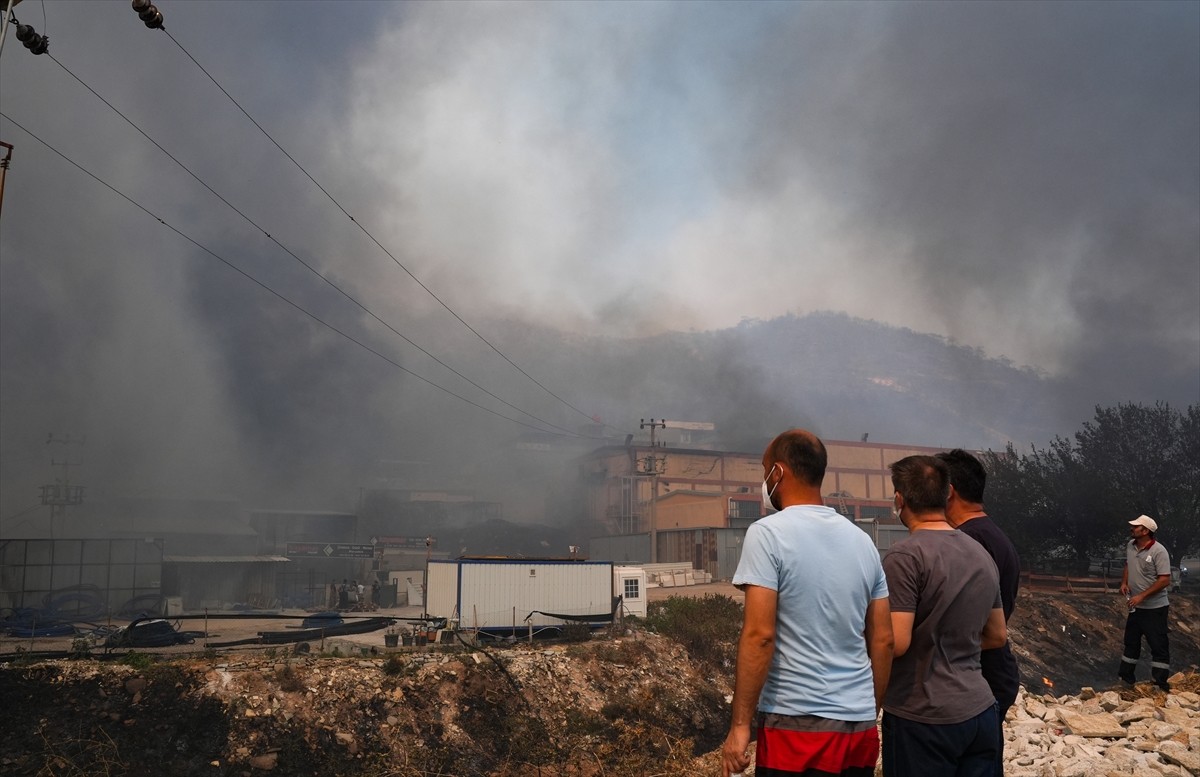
[{"left": 654, "top": 492, "right": 725, "bottom": 530}]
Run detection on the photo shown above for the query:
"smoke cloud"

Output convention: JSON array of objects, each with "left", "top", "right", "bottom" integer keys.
[{"left": 1, "top": 1, "right": 1195, "bottom": 524}]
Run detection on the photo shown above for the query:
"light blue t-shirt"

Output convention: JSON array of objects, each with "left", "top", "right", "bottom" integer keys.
[{"left": 733, "top": 504, "right": 888, "bottom": 722}]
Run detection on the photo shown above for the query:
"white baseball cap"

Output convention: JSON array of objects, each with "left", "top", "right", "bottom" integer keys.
[{"left": 1129, "top": 515, "right": 1158, "bottom": 532}]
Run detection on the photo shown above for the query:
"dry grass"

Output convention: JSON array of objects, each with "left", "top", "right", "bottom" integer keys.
[{"left": 1117, "top": 667, "right": 1200, "bottom": 702}]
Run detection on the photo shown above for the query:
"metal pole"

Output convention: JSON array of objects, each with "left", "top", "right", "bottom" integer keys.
[
  {"left": 639, "top": 418, "right": 665, "bottom": 564},
  {"left": 0, "top": 0, "right": 20, "bottom": 61},
  {"left": 650, "top": 471, "right": 658, "bottom": 564},
  {"left": 422, "top": 535, "right": 432, "bottom": 621}
]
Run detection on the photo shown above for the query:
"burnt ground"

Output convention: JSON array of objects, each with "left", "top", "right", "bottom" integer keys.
[
  {"left": 652, "top": 581, "right": 1200, "bottom": 695},
  {"left": 1009, "top": 586, "right": 1200, "bottom": 694},
  {"left": 0, "top": 585, "right": 1197, "bottom": 777}
]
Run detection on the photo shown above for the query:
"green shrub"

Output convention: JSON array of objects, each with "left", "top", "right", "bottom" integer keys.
[
  {"left": 561, "top": 622, "right": 592, "bottom": 642},
  {"left": 589, "top": 639, "right": 650, "bottom": 666},
  {"left": 643, "top": 594, "right": 742, "bottom": 670},
  {"left": 119, "top": 651, "right": 153, "bottom": 670}
]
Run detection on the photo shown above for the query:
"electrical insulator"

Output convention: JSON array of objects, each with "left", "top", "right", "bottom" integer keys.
[
  {"left": 131, "top": 0, "right": 164, "bottom": 29},
  {"left": 14, "top": 24, "right": 49, "bottom": 55}
]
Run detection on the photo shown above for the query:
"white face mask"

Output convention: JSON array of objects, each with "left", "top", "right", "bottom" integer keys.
[
  {"left": 892, "top": 494, "right": 902, "bottom": 520},
  {"left": 761, "top": 464, "right": 781, "bottom": 514}
]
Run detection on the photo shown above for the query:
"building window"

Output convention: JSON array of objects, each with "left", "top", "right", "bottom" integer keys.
[
  {"left": 859, "top": 506, "right": 892, "bottom": 522},
  {"left": 729, "top": 499, "right": 761, "bottom": 521},
  {"left": 623, "top": 577, "right": 640, "bottom": 601}
]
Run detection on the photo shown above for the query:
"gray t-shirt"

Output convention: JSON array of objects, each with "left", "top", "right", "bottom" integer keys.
[
  {"left": 883, "top": 530, "right": 1002, "bottom": 725},
  {"left": 1126, "top": 539, "right": 1170, "bottom": 609}
]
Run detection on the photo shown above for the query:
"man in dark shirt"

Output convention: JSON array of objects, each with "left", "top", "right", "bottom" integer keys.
[{"left": 939, "top": 449, "right": 1020, "bottom": 774}]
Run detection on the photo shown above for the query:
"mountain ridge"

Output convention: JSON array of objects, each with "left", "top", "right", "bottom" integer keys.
[{"left": 483, "top": 310, "right": 1071, "bottom": 451}]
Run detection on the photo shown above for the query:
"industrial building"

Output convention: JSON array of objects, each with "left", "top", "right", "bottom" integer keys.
[{"left": 582, "top": 437, "right": 950, "bottom": 577}]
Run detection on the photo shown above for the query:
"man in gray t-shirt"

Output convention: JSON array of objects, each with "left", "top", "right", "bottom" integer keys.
[
  {"left": 1119, "top": 514, "right": 1172, "bottom": 690},
  {"left": 884, "top": 532, "right": 1003, "bottom": 722},
  {"left": 881, "top": 456, "right": 1007, "bottom": 777}
]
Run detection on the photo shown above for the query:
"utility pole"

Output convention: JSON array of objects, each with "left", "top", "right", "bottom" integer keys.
[
  {"left": 0, "top": 142, "right": 12, "bottom": 218},
  {"left": 422, "top": 535, "right": 433, "bottom": 621},
  {"left": 0, "top": 0, "right": 25, "bottom": 61},
  {"left": 639, "top": 419, "right": 667, "bottom": 564},
  {"left": 2, "top": 0, "right": 30, "bottom": 218},
  {"left": 39, "top": 433, "right": 85, "bottom": 538}
]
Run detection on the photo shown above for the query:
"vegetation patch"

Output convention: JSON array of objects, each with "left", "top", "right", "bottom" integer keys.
[
  {"left": 117, "top": 651, "right": 153, "bottom": 670},
  {"left": 644, "top": 594, "right": 742, "bottom": 671}
]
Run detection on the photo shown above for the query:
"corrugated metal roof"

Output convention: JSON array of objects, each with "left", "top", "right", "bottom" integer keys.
[{"left": 162, "top": 555, "right": 290, "bottom": 563}]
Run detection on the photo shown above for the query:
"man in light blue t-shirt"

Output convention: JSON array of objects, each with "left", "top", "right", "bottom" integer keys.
[{"left": 722, "top": 429, "right": 893, "bottom": 777}]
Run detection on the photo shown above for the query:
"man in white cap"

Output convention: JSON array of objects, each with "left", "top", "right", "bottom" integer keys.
[{"left": 1119, "top": 515, "right": 1172, "bottom": 690}]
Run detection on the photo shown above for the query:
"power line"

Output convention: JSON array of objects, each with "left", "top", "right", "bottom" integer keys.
[
  {"left": 160, "top": 27, "right": 613, "bottom": 432},
  {"left": 42, "top": 52, "right": 581, "bottom": 438},
  {"left": 1, "top": 502, "right": 44, "bottom": 526},
  {"left": 0, "top": 111, "right": 582, "bottom": 438}
]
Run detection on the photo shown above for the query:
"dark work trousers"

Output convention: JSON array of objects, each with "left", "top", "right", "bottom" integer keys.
[
  {"left": 881, "top": 704, "right": 999, "bottom": 777},
  {"left": 1119, "top": 605, "right": 1170, "bottom": 688}
]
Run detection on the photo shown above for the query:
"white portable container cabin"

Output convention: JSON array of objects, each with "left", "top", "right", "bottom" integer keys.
[
  {"left": 427, "top": 558, "right": 614, "bottom": 637},
  {"left": 613, "top": 565, "right": 648, "bottom": 619}
]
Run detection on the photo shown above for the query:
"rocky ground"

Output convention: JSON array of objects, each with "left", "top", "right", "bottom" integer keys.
[
  {"left": 1002, "top": 680, "right": 1200, "bottom": 777},
  {"left": 0, "top": 586, "right": 1197, "bottom": 776}
]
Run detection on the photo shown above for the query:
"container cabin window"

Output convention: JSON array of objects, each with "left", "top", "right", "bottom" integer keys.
[
  {"left": 529, "top": 568, "right": 536, "bottom": 577},
  {"left": 623, "top": 578, "right": 640, "bottom": 600}
]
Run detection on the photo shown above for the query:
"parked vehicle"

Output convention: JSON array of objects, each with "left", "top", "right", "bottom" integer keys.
[
  {"left": 1089, "top": 558, "right": 1181, "bottom": 592},
  {"left": 1087, "top": 558, "right": 1125, "bottom": 578}
]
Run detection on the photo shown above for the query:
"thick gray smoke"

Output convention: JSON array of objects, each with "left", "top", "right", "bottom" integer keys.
[{"left": 1, "top": 2, "right": 1195, "bottom": 526}]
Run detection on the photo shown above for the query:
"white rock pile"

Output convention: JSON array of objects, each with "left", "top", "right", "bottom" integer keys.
[{"left": 1003, "top": 677, "right": 1200, "bottom": 777}]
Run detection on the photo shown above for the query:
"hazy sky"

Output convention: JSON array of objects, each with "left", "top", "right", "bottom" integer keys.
[{"left": 1, "top": 1, "right": 1196, "bottom": 516}]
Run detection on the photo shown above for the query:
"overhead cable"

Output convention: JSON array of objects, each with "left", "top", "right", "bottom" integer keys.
[
  {"left": 160, "top": 28, "right": 615, "bottom": 432},
  {"left": 43, "top": 52, "right": 581, "bottom": 438},
  {"left": 0, "top": 112, "right": 580, "bottom": 438}
]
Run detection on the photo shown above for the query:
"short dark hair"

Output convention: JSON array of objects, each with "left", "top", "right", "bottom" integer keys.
[
  {"left": 890, "top": 455, "right": 950, "bottom": 513},
  {"left": 936, "top": 449, "right": 987, "bottom": 504},
  {"left": 767, "top": 429, "right": 827, "bottom": 487}
]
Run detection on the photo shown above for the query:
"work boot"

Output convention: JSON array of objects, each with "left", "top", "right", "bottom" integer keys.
[
  {"left": 1152, "top": 666, "right": 1170, "bottom": 692},
  {"left": 1118, "top": 657, "right": 1137, "bottom": 686}
]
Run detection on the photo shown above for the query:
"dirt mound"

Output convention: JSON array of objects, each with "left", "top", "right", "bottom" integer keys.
[
  {"left": 0, "top": 633, "right": 730, "bottom": 777},
  {"left": 1, "top": 587, "right": 1196, "bottom": 776}
]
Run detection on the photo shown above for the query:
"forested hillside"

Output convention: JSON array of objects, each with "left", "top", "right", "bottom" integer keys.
[{"left": 489, "top": 311, "right": 1069, "bottom": 451}]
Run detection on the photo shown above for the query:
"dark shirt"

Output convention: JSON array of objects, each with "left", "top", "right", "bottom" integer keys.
[
  {"left": 957, "top": 515, "right": 1021, "bottom": 707},
  {"left": 958, "top": 516, "right": 1020, "bottom": 619}
]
